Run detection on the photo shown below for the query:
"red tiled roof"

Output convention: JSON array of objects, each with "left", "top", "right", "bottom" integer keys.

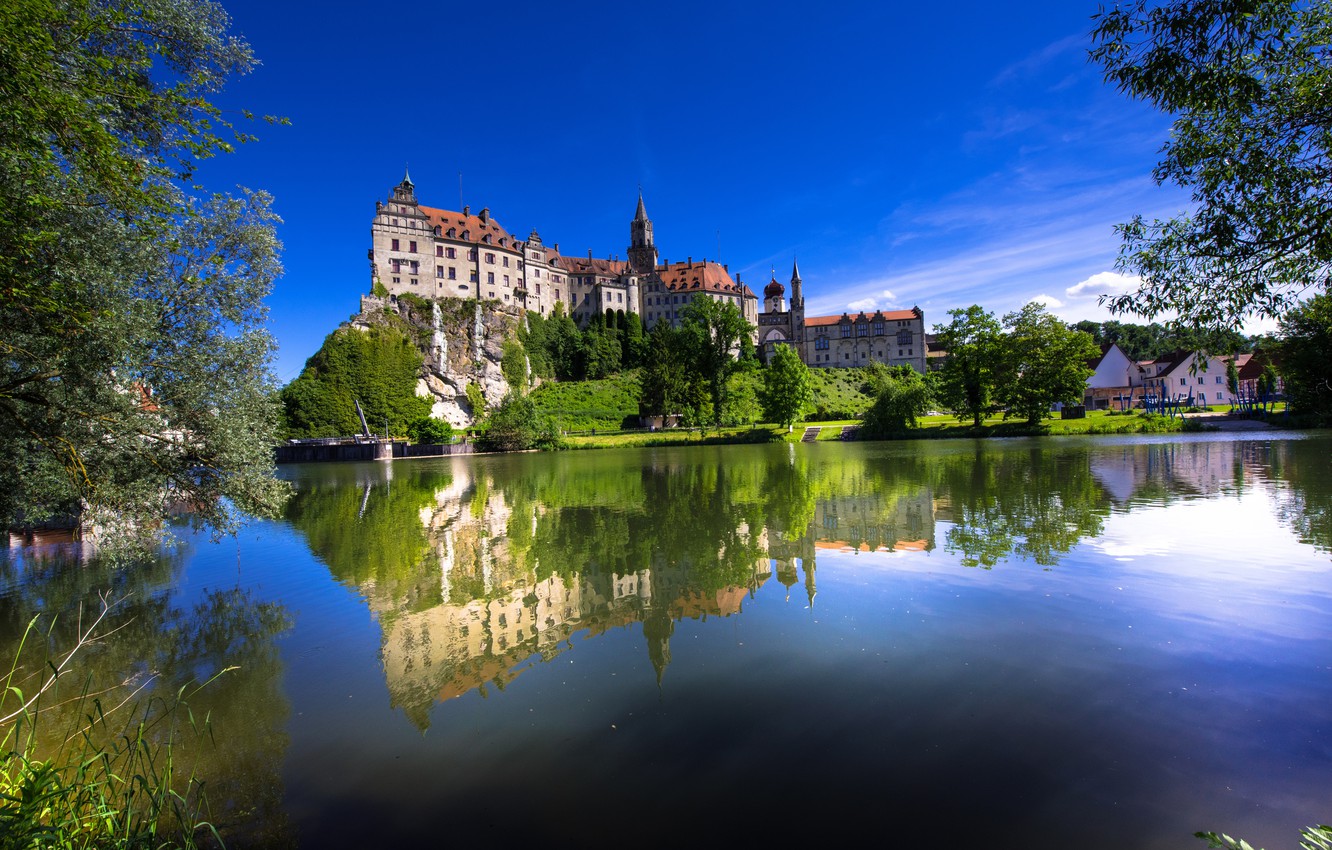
[
  {"left": 655, "top": 260, "right": 747, "bottom": 296},
  {"left": 805, "top": 309, "right": 918, "bottom": 328},
  {"left": 418, "top": 205, "right": 516, "bottom": 247},
  {"left": 556, "top": 256, "right": 628, "bottom": 276}
]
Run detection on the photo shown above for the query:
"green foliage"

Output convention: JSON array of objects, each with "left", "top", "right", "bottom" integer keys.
[
  {"left": 934, "top": 305, "right": 1003, "bottom": 426},
  {"left": 0, "top": 583, "right": 292, "bottom": 849},
  {"left": 1226, "top": 355, "right": 1240, "bottom": 395},
  {"left": 759, "top": 345, "right": 813, "bottom": 429},
  {"left": 408, "top": 416, "right": 454, "bottom": 445},
  {"left": 581, "top": 326, "right": 623, "bottom": 380},
  {"left": 0, "top": 0, "right": 289, "bottom": 553},
  {"left": 861, "top": 366, "right": 934, "bottom": 437},
  {"left": 1196, "top": 824, "right": 1332, "bottom": 850},
  {"left": 371, "top": 279, "right": 389, "bottom": 298},
  {"left": 678, "top": 297, "right": 756, "bottom": 426},
  {"left": 501, "top": 338, "right": 529, "bottom": 393},
  {"left": 478, "top": 393, "right": 563, "bottom": 452},
  {"left": 638, "top": 322, "right": 707, "bottom": 419},
  {"left": 1279, "top": 293, "right": 1332, "bottom": 422},
  {"left": 465, "top": 382, "right": 486, "bottom": 421},
  {"left": 996, "top": 303, "right": 1100, "bottom": 425},
  {"left": 1072, "top": 318, "right": 1251, "bottom": 362},
  {"left": 1090, "top": 0, "right": 1332, "bottom": 330},
  {"left": 529, "top": 372, "right": 641, "bottom": 432},
  {"left": 281, "top": 323, "right": 431, "bottom": 438}
]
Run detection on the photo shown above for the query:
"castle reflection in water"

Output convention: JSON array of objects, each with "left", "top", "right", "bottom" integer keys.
[{"left": 283, "top": 437, "right": 1325, "bottom": 728}]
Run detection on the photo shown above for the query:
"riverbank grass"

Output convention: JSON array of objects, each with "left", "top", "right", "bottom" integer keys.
[{"left": 0, "top": 606, "right": 223, "bottom": 849}]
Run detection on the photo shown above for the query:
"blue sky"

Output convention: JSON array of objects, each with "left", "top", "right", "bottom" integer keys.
[{"left": 199, "top": 0, "right": 1200, "bottom": 383}]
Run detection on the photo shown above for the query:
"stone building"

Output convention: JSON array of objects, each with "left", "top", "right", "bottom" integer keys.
[
  {"left": 757, "top": 261, "right": 927, "bottom": 372},
  {"left": 369, "top": 171, "right": 570, "bottom": 317},
  {"left": 370, "top": 176, "right": 757, "bottom": 330}
]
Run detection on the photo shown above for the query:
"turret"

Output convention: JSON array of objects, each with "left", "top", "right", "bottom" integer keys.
[{"left": 627, "top": 192, "right": 658, "bottom": 274}]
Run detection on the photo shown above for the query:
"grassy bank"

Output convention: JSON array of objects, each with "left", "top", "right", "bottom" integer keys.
[{"left": 560, "top": 410, "right": 1209, "bottom": 449}]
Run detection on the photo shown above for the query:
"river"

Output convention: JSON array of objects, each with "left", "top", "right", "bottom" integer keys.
[{"left": 3, "top": 432, "right": 1331, "bottom": 848}]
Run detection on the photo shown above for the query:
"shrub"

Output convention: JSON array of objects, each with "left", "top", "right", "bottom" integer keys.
[{"left": 408, "top": 416, "right": 454, "bottom": 444}]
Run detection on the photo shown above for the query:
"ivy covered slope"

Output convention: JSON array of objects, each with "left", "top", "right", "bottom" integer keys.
[{"left": 281, "top": 295, "right": 525, "bottom": 438}]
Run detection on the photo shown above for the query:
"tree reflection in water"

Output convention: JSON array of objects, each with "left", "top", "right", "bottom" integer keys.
[{"left": 0, "top": 546, "right": 294, "bottom": 849}]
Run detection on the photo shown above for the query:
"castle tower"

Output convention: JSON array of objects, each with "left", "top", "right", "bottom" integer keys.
[
  {"left": 627, "top": 192, "right": 658, "bottom": 274},
  {"left": 392, "top": 167, "right": 416, "bottom": 205},
  {"left": 790, "top": 257, "right": 804, "bottom": 309},
  {"left": 764, "top": 273, "right": 786, "bottom": 314}
]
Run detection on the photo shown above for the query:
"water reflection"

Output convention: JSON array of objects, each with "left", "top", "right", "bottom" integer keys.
[
  {"left": 283, "top": 434, "right": 1332, "bottom": 727},
  {"left": 0, "top": 546, "right": 295, "bottom": 849}
]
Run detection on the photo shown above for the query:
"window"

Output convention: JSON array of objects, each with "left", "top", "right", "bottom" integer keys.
[
  {"left": 503, "top": 275, "right": 510, "bottom": 285},
  {"left": 856, "top": 323, "right": 868, "bottom": 337},
  {"left": 815, "top": 337, "right": 829, "bottom": 351},
  {"left": 874, "top": 323, "right": 884, "bottom": 336},
  {"left": 391, "top": 238, "right": 400, "bottom": 251},
  {"left": 1180, "top": 377, "right": 1187, "bottom": 385},
  {"left": 487, "top": 272, "right": 495, "bottom": 284},
  {"left": 534, "top": 269, "right": 541, "bottom": 278},
  {"left": 470, "top": 271, "right": 478, "bottom": 282},
  {"left": 468, "top": 248, "right": 477, "bottom": 261},
  {"left": 436, "top": 246, "right": 443, "bottom": 257},
  {"left": 840, "top": 325, "right": 851, "bottom": 338},
  {"left": 409, "top": 241, "right": 417, "bottom": 253},
  {"left": 446, "top": 247, "right": 456, "bottom": 259},
  {"left": 555, "top": 289, "right": 560, "bottom": 299},
  {"left": 392, "top": 276, "right": 399, "bottom": 284},
  {"left": 436, "top": 265, "right": 443, "bottom": 278},
  {"left": 448, "top": 268, "right": 456, "bottom": 280},
  {"left": 1198, "top": 377, "right": 1205, "bottom": 385},
  {"left": 535, "top": 283, "right": 541, "bottom": 295},
  {"left": 897, "top": 330, "right": 912, "bottom": 345},
  {"left": 1217, "top": 392, "right": 1224, "bottom": 400},
  {"left": 485, "top": 253, "right": 495, "bottom": 264},
  {"left": 1216, "top": 375, "right": 1224, "bottom": 383},
  {"left": 503, "top": 257, "right": 510, "bottom": 267},
  {"left": 410, "top": 278, "right": 417, "bottom": 286}
]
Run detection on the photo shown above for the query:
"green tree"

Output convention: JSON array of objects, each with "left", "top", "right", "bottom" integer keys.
[
  {"left": 678, "top": 297, "right": 755, "bottom": 426},
  {"left": 477, "top": 392, "right": 561, "bottom": 452},
  {"left": 996, "top": 303, "right": 1100, "bottom": 425},
  {"left": 0, "top": 0, "right": 287, "bottom": 552},
  {"left": 638, "top": 322, "right": 704, "bottom": 419},
  {"left": 934, "top": 306, "right": 1003, "bottom": 426},
  {"left": 861, "top": 366, "right": 934, "bottom": 437},
  {"left": 1090, "top": 0, "right": 1332, "bottom": 330},
  {"left": 759, "top": 345, "right": 813, "bottom": 431},
  {"left": 408, "top": 416, "right": 454, "bottom": 444},
  {"left": 1278, "top": 293, "right": 1332, "bottom": 421},
  {"left": 501, "top": 338, "right": 529, "bottom": 393},
  {"left": 1226, "top": 354, "right": 1241, "bottom": 397},
  {"left": 281, "top": 324, "right": 432, "bottom": 438}
]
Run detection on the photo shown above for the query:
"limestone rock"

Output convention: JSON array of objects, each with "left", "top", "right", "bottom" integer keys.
[{"left": 355, "top": 293, "right": 524, "bottom": 427}]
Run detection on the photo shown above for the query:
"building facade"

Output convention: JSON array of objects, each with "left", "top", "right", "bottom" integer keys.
[
  {"left": 371, "top": 174, "right": 929, "bottom": 370},
  {"left": 757, "top": 261, "right": 927, "bottom": 373}
]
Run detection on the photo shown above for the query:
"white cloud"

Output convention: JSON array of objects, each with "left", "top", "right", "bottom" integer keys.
[
  {"left": 1032, "top": 293, "right": 1063, "bottom": 309},
  {"left": 1065, "top": 271, "right": 1141, "bottom": 299},
  {"left": 846, "top": 289, "right": 897, "bottom": 312}
]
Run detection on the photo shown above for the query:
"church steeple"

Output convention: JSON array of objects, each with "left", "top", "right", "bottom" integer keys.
[{"left": 628, "top": 191, "right": 657, "bottom": 274}]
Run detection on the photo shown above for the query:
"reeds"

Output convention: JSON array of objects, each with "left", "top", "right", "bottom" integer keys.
[{"left": 0, "top": 595, "right": 228, "bottom": 849}]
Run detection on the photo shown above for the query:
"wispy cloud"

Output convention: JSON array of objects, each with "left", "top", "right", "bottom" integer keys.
[{"left": 989, "top": 33, "right": 1086, "bottom": 88}]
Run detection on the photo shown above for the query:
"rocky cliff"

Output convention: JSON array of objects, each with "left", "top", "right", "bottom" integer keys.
[{"left": 353, "top": 293, "right": 524, "bottom": 428}]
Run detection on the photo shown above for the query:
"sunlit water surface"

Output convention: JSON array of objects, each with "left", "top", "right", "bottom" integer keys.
[{"left": 3, "top": 433, "right": 1331, "bottom": 849}]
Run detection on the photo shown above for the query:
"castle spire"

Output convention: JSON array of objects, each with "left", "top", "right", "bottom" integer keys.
[
  {"left": 634, "top": 191, "right": 648, "bottom": 222},
  {"left": 791, "top": 256, "right": 802, "bottom": 283},
  {"left": 402, "top": 164, "right": 413, "bottom": 186}
]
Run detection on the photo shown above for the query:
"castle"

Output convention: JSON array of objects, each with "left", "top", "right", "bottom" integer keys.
[{"left": 369, "top": 172, "right": 925, "bottom": 371}]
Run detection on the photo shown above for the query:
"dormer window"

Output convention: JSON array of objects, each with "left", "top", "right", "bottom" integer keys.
[
  {"left": 447, "top": 228, "right": 456, "bottom": 237},
  {"left": 461, "top": 230, "right": 470, "bottom": 240}
]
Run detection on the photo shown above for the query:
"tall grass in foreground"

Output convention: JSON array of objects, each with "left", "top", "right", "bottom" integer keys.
[{"left": 0, "top": 595, "right": 226, "bottom": 849}]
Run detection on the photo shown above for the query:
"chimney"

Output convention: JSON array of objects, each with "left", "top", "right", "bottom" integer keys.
[
  {"left": 479, "top": 207, "right": 489, "bottom": 223},
  {"left": 687, "top": 256, "right": 692, "bottom": 266},
  {"left": 463, "top": 205, "right": 470, "bottom": 216},
  {"left": 589, "top": 249, "right": 593, "bottom": 260}
]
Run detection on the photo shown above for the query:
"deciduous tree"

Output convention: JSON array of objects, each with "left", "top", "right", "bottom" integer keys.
[
  {"left": 1278, "top": 293, "right": 1332, "bottom": 421},
  {"left": 1090, "top": 0, "right": 1332, "bottom": 330},
  {"left": 996, "top": 303, "right": 1100, "bottom": 425},
  {"left": 759, "top": 345, "right": 813, "bottom": 431},
  {"left": 0, "top": 0, "right": 288, "bottom": 553},
  {"left": 934, "top": 306, "right": 1003, "bottom": 427},
  {"left": 678, "top": 297, "right": 755, "bottom": 426}
]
